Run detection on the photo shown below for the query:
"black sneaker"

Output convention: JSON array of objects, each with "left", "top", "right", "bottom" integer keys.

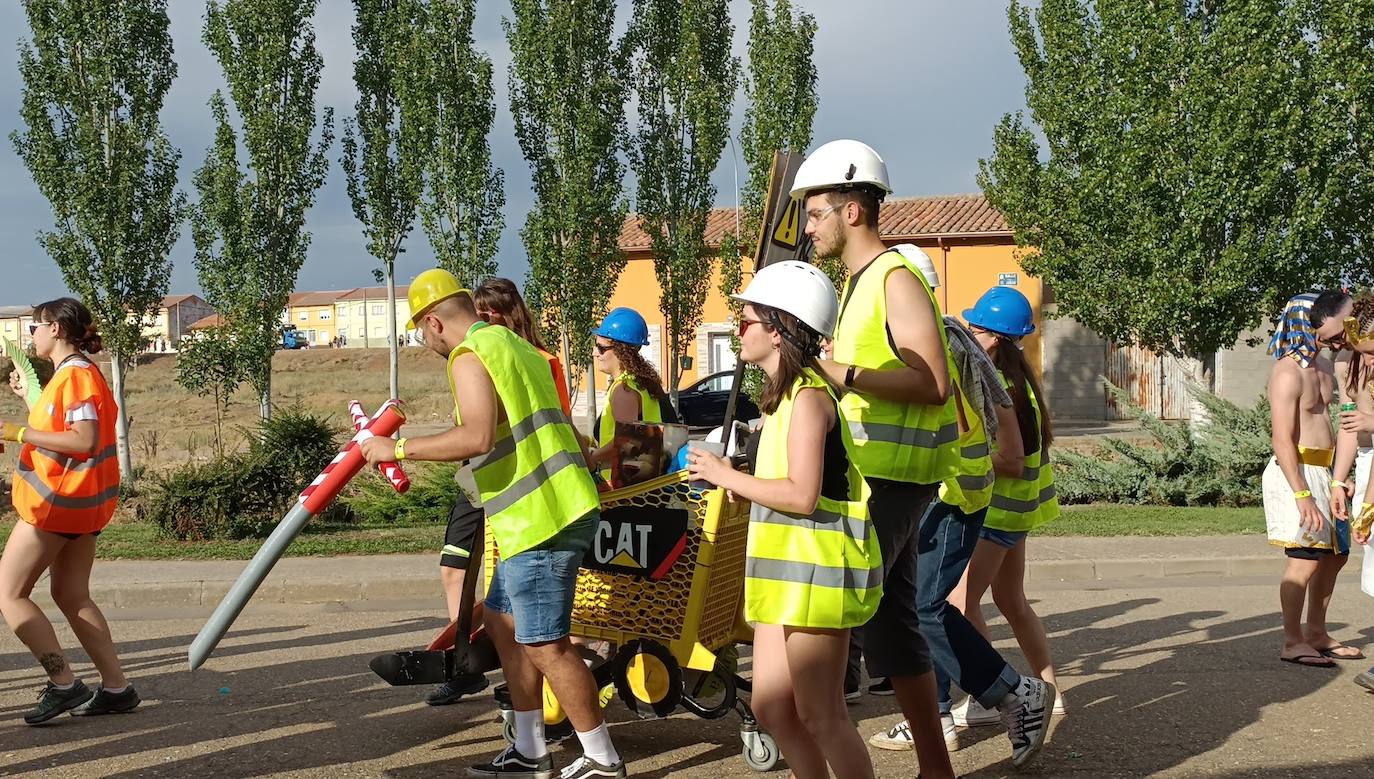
[
  {"left": 466, "top": 745, "right": 553, "bottom": 778},
  {"left": 558, "top": 755, "right": 626, "bottom": 779},
  {"left": 71, "top": 685, "right": 141, "bottom": 716},
  {"left": 24, "top": 681, "right": 93, "bottom": 725},
  {"left": 868, "top": 677, "right": 894, "bottom": 696},
  {"left": 544, "top": 718, "right": 575, "bottom": 743},
  {"left": 426, "top": 673, "right": 490, "bottom": 706}
]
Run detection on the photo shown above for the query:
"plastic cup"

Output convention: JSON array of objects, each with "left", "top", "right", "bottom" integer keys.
[{"left": 688, "top": 441, "right": 726, "bottom": 490}]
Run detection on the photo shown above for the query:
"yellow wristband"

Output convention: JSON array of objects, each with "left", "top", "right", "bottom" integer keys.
[
  {"left": 16, "top": 427, "right": 24, "bottom": 444},
  {"left": 394, "top": 437, "right": 407, "bottom": 462},
  {"left": 1293, "top": 489, "right": 1313, "bottom": 500}
]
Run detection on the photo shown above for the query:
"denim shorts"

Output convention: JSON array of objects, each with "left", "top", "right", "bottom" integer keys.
[
  {"left": 485, "top": 514, "right": 595, "bottom": 644},
  {"left": 979, "top": 526, "right": 1029, "bottom": 549}
]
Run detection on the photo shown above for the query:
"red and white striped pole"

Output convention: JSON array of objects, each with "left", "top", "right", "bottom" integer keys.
[
  {"left": 347, "top": 399, "right": 409, "bottom": 494},
  {"left": 190, "top": 402, "right": 407, "bottom": 670}
]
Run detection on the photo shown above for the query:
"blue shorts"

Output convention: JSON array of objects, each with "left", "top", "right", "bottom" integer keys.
[
  {"left": 979, "top": 526, "right": 1029, "bottom": 549},
  {"left": 485, "top": 514, "right": 595, "bottom": 644}
]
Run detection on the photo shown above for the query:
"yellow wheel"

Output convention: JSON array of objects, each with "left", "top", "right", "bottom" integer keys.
[
  {"left": 612, "top": 639, "right": 682, "bottom": 718},
  {"left": 542, "top": 679, "right": 566, "bottom": 725}
]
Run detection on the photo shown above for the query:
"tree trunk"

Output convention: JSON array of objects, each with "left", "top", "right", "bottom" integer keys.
[
  {"left": 260, "top": 361, "right": 272, "bottom": 421},
  {"left": 386, "top": 264, "right": 400, "bottom": 400},
  {"left": 586, "top": 357, "right": 599, "bottom": 437},
  {"left": 1186, "top": 350, "right": 1216, "bottom": 433},
  {"left": 109, "top": 354, "right": 134, "bottom": 479},
  {"left": 561, "top": 326, "right": 583, "bottom": 433}
]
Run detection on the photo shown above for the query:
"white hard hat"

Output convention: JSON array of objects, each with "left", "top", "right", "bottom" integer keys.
[
  {"left": 894, "top": 243, "right": 939, "bottom": 288},
  {"left": 790, "top": 139, "right": 893, "bottom": 201},
  {"left": 731, "top": 260, "right": 839, "bottom": 338}
]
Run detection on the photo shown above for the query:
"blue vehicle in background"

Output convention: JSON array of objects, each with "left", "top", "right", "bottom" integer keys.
[{"left": 280, "top": 325, "right": 308, "bottom": 350}]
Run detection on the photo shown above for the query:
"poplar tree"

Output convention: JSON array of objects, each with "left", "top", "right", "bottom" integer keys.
[
  {"left": 12, "top": 0, "right": 187, "bottom": 477},
  {"left": 192, "top": 0, "right": 334, "bottom": 420}
]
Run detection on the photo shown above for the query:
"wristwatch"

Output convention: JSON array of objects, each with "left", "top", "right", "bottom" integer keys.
[{"left": 844, "top": 364, "right": 857, "bottom": 388}]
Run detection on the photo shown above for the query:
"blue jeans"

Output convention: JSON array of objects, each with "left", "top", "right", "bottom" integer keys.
[
  {"left": 485, "top": 515, "right": 595, "bottom": 644},
  {"left": 917, "top": 499, "right": 1020, "bottom": 713}
]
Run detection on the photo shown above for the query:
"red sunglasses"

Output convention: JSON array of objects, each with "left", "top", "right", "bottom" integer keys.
[{"left": 737, "top": 318, "right": 766, "bottom": 337}]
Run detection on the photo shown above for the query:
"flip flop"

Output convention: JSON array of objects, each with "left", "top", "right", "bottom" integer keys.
[
  {"left": 1317, "top": 645, "right": 1366, "bottom": 660},
  {"left": 1281, "top": 653, "right": 1337, "bottom": 668}
]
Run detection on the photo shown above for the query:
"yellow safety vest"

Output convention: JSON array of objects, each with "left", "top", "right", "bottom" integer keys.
[
  {"left": 597, "top": 373, "right": 664, "bottom": 480},
  {"left": 984, "top": 374, "right": 1059, "bottom": 532},
  {"left": 938, "top": 379, "right": 995, "bottom": 514},
  {"left": 450, "top": 323, "right": 599, "bottom": 556},
  {"left": 745, "top": 369, "right": 882, "bottom": 629},
  {"left": 833, "top": 249, "right": 961, "bottom": 485}
]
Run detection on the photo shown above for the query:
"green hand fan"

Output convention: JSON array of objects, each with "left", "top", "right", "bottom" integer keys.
[{"left": 2, "top": 336, "right": 42, "bottom": 407}]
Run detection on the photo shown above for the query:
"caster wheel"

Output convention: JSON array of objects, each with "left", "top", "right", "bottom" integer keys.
[
  {"left": 740, "top": 730, "right": 779, "bottom": 772},
  {"left": 501, "top": 711, "right": 516, "bottom": 745}
]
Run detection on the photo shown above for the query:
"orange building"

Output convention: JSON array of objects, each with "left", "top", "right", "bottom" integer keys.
[{"left": 601, "top": 193, "right": 1036, "bottom": 393}]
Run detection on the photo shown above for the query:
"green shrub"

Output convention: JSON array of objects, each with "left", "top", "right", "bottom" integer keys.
[
  {"left": 1053, "top": 380, "right": 1271, "bottom": 507},
  {"left": 340, "top": 459, "right": 460, "bottom": 526},
  {"left": 141, "top": 406, "right": 352, "bottom": 539}
]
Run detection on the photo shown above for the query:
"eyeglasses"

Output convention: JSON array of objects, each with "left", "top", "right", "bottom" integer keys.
[
  {"left": 737, "top": 318, "right": 766, "bottom": 337},
  {"left": 27, "top": 322, "right": 48, "bottom": 336},
  {"left": 805, "top": 205, "right": 840, "bottom": 223},
  {"left": 594, "top": 343, "right": 613, "bottom": 355}
]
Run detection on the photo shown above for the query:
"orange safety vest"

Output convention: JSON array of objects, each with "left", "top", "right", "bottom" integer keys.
[
  {"left": 11, "top": 358, "right": 120, "bottom": 534},
  {"left": 540, "top": 349, "right": 572, "bottom": 417}
]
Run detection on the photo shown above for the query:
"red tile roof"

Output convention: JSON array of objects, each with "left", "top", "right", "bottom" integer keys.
[
  {"left": 160, "top": 294, "right": 203, "bottom": 308},
  {"left": 188, "top": 314, "right": 223, "bottom": 330},
  {"left": 337, "top": 286, "right": 409, "bottom": 301},
  {"left": 618, "top": 193, "right": 1011, "bottom": 252},
  {"left": 289, "top": 290, "right": 353, "bottom": 307}
]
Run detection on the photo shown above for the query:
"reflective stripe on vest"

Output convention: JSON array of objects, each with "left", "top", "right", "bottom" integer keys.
[
  {"left": 744, "top": 369, "right": 882, "bottom": 629},
  {"left": 452, "top": 324, "right": 599, "bottom": 557},
  {"left": 11, "top": 362, "right": 121, "bottom": 534},
  {"left": 937, "top": 379, "right": 996, "bottom": 514},
  {"left": 984, "top": 374, "right": 1060, "bottom": 532},
  {"left": 834, "top": 249, "right": 961, "bottom": 484}
]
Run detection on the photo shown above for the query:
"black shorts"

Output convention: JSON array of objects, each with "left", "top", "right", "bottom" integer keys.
[
  {"left": 859, "top": 477, "right": 938, "bottom": 678},
  {"left": 441, "top": 493, "right": 484, "bottom": 570},
  {"left": 42, "top": 528, "right": 102, "bottom": 541},
  {"left": 1284, "top": 546, "right": 1345, "bottom": 561}
]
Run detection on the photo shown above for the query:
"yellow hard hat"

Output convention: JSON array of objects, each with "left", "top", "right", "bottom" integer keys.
[{"left": 406, "top": 268, "right": 469, "bottom": 329}]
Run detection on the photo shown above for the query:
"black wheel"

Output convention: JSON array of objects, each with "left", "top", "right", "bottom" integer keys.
[
  {"left": 680, "top": 664, "right": 737, "bottom": 720},
  {"left": 612, "top": 639, "right": 683, "bottom": 719},
  {"left": 501, "top": 712, "right": 516, "bottom": 744},
  {"left": 741, "top": 731, "right": 779, "bottom": 772}
]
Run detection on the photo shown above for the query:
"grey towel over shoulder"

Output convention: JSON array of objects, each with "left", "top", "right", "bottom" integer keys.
[{"left": 943, "top": 316, "right": 1012, "bottom": 441}]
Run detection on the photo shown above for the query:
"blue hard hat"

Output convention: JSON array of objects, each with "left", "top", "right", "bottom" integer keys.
[
  {"left": 594, "top": 307, "right": 650, "bottom": 346},
  {"left": 963, "top": 287, "right": 1036, "bottom": 337}
]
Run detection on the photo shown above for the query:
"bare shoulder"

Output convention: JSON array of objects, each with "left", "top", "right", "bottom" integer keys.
[{"left": 1269, "top": 358, "right": 1301, "bottom": 395}]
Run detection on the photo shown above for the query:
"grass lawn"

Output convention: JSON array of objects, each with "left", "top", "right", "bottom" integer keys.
[
  {"left": 0, "top": 503, "right": 1266, "bottom": 560},
  {"left": 0, "top": 516, "right": 443, "bottom": 560},
  {"left": 1045, "top": 504, "right": 1265, "bottom": 537}
]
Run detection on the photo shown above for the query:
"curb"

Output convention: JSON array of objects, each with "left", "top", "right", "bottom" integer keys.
[{"left": 33, "top": 556, "right": 1289, "bottom": 610}]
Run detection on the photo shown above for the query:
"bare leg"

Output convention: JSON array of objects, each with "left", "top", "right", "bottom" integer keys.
[
  {"left": 889, "top": 672, "right": 955, "bottom": 779},
  {"left": 951, "top": 538, "right": 1011, "bottom": 641},
  {"left": 441, "top": 565, "right": 466, "bottom": 622},
  {"left": 990, "top": 540, "right": 1055, "bottom": 690},
  {"left": 1279, "top": 556, "right": 1322, "bottom": 660},
  {"left": 749, "top": 624, "right": 828, "bottom": 779},
  {"left": 785, "top": 627, "right": 875, "bottom": 779},
  {"left": 0, "top": 523, "right": 72, "bottom": 684},
  {"left": 520, "top": 638, "right": 605, "bottom": 732},
  {"left": 1303, "top": 553, "right": 1350, "bottom": 652},
  {"left": 484, "top": 608, "right": 542, "bottom": 712},
  {"left": 48, "top": 534, "right": 126, "bottom": 688}
]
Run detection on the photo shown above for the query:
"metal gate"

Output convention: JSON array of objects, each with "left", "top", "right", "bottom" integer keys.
[{"left": 1105, "top": 343, "right": 1190, "bottom": 420}]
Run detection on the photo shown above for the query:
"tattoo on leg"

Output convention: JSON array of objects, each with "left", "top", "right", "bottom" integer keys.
[{"left": 38, "top": 652, "right": 66, "bottom": 675}]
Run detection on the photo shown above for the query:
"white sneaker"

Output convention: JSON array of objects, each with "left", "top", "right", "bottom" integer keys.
[
  {"left": 1053, "top": 694, "right": 1066, "bottom": 716},
  {"left": 951, "top": 695, "right": 1001, "bottom": 727},
  {"left": 869, "top": 719, "right": 913, "bottom": 751},
  {"left": 1000, "top": 676, "right": 1056, "bottom": 768},
  {"left": 867, "top": 716, "right": 959, "bottom": 752}
]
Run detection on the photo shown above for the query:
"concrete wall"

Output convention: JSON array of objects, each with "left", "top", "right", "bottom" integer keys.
[
  {"left": 1213, "top": 325, "right": 1272, "bottom": 408},
  {"left": 1040, "top": 303, "right": 1108, "bottom": 421}
]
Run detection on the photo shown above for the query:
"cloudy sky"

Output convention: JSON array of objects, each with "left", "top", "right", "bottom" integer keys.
[{"left": 0, "top": 1, "right": 1030, "bottom": 304}]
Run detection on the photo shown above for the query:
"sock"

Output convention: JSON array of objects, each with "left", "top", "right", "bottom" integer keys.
[
  {"left": 575, "top": 722, "right": 620, "bottom": 766},
  {"left": 52, "top": 680, "right": 77, "bottom": 691},
  {"left": 103, "top": 686, "right": 127, "bottom": 695},
  {"left": 513, "top": 709, "right": 547, "bottom": 759}
]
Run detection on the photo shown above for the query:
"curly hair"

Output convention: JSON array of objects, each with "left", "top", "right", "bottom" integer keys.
[
  {"left": 1346, "top": 292, "right": 1374, "bottom": 397},
  {"left": 609, "top": 341, "right": 666, "bottom": 402}
]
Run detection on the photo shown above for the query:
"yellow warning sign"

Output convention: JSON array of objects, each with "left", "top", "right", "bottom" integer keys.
[
  {"left": 771, "top": 197, "right": 801, "bottom": 249},
  {"left": 608, "top": 550, "right": 643, "bottom": 569}
]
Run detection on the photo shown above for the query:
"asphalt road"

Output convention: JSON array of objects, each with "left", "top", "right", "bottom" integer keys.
[{"left": 3, "top": 576, "right": 1373, "bottom": 778}]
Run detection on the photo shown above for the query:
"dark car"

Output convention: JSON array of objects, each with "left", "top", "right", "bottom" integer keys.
[{"left": 676, "top": 370, "right": 760, "bottom": 429}]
